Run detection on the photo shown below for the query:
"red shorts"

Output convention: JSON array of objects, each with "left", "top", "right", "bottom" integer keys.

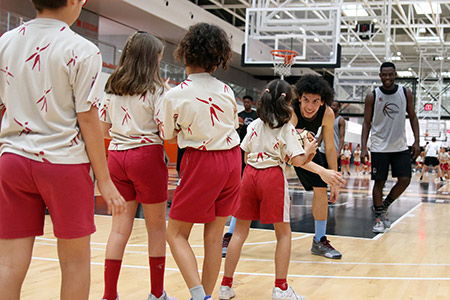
[
  {"left": 169, "top": 146, "right": 241, "bottom": 223},
  {"left": 0, "top": 153, "right": 95, "bottom": 239},
  {"left": 341, "top": 159, "right": 350, "bottom": 165},
  {"left": 108, "top": 145, "right": 168, "bottom": 204},
  {"left": 354, "top": 161, "right": 361, "bottom": 166},
  {"left": 444, "top": 163, "right": 449, "bottom": 171},
  {"left": 234, "top": 165, "right": 290, "bottom": 224},
  {"left": 366, "top": 162, "right": 371, "bottom": 167}
]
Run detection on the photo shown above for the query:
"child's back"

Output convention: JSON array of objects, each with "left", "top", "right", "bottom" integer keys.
[{"left": 0, "top": 19, "right": 102, "bottom": 163}]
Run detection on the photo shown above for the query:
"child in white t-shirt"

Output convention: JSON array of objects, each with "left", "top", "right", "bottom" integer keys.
[
  {"left": 0, "top": 1, "right": 124, "bottom": 299},
  {"left": 161, "top": 23, "right": 241, "bottom": 300},
  {"left": 99, "top": 31, "right": 173, "bottom": 300},
  {"left": 354, "top": 145, "right": 361, "bottom": 175},
  {"left": 340, "top": 144, "right": 352, "bottom": 175},
  {"left": 219, "top": 79, "right": 316, "bottom": 300}
]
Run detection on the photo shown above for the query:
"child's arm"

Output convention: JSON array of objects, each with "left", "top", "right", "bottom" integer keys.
[
  {"left": 290, "top": 137, "right": 317, "bottom": 167},
  {"left": 101, "top": 121, "right": 112, "bottom": 139},
  {"left": 78, "top": 106, "right": 125, "bottom": 215}
]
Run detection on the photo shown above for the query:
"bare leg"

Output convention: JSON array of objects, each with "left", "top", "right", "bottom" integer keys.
[
  {"left": 385, "top": 177, "right": 411, "bottom": 203},
  {"left": 223, "top": 219, "right": 251, "bottom": 278},
  {"left": 105, "top": 201, "right": 139, "bottom": 259},
  {"left": 143, "top": 202, "right": 167, "bottom": 257},
  {"left": 202, "top": 216, "right": 228, "bottom": 295},
  {"left": 58, "top": 235, "right": 91, "bottom": 300},
  {"left": 0, "top": 237, "right": 35, "bottom": 300},
  {"left": 273, "top": 222, "right": 291, "bottom": 280},
  {"left": 312, "top": 187, "right": 328, "bottom": 221},
  {"left": 373, "top": 180, "right": 386, "bottom": 207},
  {"left": 166, "top": 218, "right": 198, "bottom": 288}
]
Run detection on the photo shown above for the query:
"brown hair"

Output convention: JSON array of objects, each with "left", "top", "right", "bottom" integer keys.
[
  {"left": 105, "top": 31, "right": 164, "bottom": 96},
  {"left": 257, "top": 80, "right": 292, "bottom": 129},
  {"left": 174, "top": 23, "right": 231, "bottom": 72}
]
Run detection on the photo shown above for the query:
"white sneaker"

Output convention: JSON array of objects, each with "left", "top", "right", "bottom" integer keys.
[
  {"left": 219, "top": 285, "right": 235, "bottom": 300},
  {"left": 272, "top": 286, "right": 305, "bottom": 300},
  {"left": 148, "top": 291, "right": 177, "bottom": 300},
  {"left": 373, "top": 218, "right": 385, "bottom": 233}
]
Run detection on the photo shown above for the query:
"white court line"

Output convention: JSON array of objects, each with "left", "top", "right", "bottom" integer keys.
[
  {"left": 36, "top": 233, "right": 313, "bottom": 248},
  {"left": 35, "top": 242, "right": 450, "bottom": 267},
  {"left": 292, "top": 202, "right": 348, "bottom": 208},
  {"left": 372, "top": 202, "right": 423, "bottom": 241},
  {"left": 30, "top": 257, "right": 450, "bottom": 281}
]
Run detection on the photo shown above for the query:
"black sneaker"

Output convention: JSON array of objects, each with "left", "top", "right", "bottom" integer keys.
[{"left": 222, "top": 233, "right": 233, "bottom": 258}]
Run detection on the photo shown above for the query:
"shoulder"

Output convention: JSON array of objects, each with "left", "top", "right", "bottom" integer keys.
[{"left": 322, "top": 106, "right": 335, "bottom": 124}]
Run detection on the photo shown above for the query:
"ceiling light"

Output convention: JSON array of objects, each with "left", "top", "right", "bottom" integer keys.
[
  {"left": 342, "top": 4, "right": 369, "bottom": 17},
  {"left": 314, "top": 37, "right": 320, "bottom": 42},
  {"left": 397, "top": 52, "right": 401, "bottom": 56},
  {"left": 413, "top": 2, "right": 441, "bottom": 15}
]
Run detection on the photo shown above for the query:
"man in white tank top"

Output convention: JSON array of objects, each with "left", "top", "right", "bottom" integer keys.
[{"left": 361, "top": 62, "right": 420, "bottom": 234}]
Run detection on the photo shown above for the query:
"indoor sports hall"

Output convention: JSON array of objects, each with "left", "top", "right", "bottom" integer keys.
[{"left": 1, "top": 0, "right": 450, "bottom": 299}]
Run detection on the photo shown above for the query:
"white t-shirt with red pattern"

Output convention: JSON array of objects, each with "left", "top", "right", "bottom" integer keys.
[
  {"left": 0, "top": 18, "right": 102, "bottom": 164},
  {"left": 100, "top": 88, "right": 166, "bottom": 150},
  {"left": 241, "top": 119, "right": 305, "bottom": 169},
  {"left": 161, "top": 72, "right": 240, "bottom": 151}
]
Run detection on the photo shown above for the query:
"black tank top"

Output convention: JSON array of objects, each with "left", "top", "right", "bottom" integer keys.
[{"left": 292, "top": 98, "right": 326, "bottom": 135}]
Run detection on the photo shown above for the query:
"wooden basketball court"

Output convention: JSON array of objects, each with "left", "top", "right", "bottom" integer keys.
[{"left": 21, "top": 167, "right": 450, "bottom": 300}]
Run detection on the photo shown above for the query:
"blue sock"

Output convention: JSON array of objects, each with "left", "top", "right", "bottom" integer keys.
[
  {"left": 227, "top": 216, "right": 237, "bottom": 234},
  {"left": 314, "top": 220, "right": 327, "bottom": 242}
]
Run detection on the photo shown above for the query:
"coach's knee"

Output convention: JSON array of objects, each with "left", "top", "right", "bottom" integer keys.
[{"left": 397, "top": 177, "right": 411, "bottom": 188}]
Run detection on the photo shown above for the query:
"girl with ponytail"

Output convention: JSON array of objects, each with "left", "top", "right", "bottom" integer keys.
[{"left": 219, "top": 79, "right": 317, "bottom": 300}]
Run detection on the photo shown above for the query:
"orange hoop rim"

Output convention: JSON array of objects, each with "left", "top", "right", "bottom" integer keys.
[{"left": 270, "top": 49, "right": 298, "bottom": 64}]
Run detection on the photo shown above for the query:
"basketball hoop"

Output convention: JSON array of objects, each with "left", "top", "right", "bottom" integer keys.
[{"left": 270, "top": 49, "right": 298, "bottom": 79}]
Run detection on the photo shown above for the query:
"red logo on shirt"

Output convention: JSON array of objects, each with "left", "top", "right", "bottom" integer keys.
[
  {"left": 0, "top": 66, "right": 14, "bottom": 85},
  {"left": 121, "top": 106, "right": 131, "bottom": 125},
  {"left": 196, "top": 97, "right": 224, "bottom": 126},
  {"left": 198, "top": 138, "right": 213, "bottom": 151},
  {"left": 36, "top": 87, "right": 52, "bottom": 112},
  {"left": 26, "top": 43, "right": 50, "bottom": 71},
  {"left": 66, "top": 50, "right": 78, "bottom": 67},
  {"left": 180, "top": 79, "right": 192, "bottom": 89},
  {"left": 14, "top": 118, "right": 33, "bottom": 136}
]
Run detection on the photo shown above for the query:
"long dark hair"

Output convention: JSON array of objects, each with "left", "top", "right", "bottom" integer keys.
[
  {"left": 257, "top": 80, "right": 292, "bottom": 129},
  {"left": 105, "top": 31, "right": 164, "bottom": 96}
]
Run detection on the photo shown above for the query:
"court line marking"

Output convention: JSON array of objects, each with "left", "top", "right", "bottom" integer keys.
[
  {"left": 36, "top": 233, "right": 314, "bottom": 247},
  {"left": 35, "top": 242, "right": 450, "bottom": 267},
  {"left": 372, "top": 202, "right": 422, "bottom": 241},
  {"left": 30, "top": 256, "right": 450, "bottom": 281}
]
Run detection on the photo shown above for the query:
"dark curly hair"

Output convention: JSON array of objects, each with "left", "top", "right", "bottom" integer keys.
[
  {"left": 174, "top": 23, "right": 232, "bottom": 72},
  {"left": 257, "top": 80, "right": 292, "bottom": 129},
  {"left": 294, "top": 74, "right": 334, "bottom": 106}
]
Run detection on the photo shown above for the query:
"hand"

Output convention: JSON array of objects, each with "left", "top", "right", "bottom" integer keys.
[
  {"left": 97, "top": 179, "right": 126, "bottom": 215},
  {"left": 164, "top": 77, "right": 172, "bottom": 90},
  {"left": 361, "top": 148, "right": 368, "bottom": 164},
  {"left": 303, "top": 136, "right": 318, "bottom": 163},
  {"left": 319, "top": 169, "right": 346, "bottom": 187},
  {"left": 329, "top": 185, "right": 339, "bottom": 204},
  {"left": 411, "top": 141, "right": 420, "bottom": 159}
]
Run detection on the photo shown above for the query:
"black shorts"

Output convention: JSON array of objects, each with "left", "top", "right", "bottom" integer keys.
[
  {"left": 294, "top": 151, "right": 328, "bottom": 191},
  {"left": 371, "top": 150, "right": 411, "bottom": 181},
  {"left": 424, "top": 157, "right": 439, "bottom": 167}
]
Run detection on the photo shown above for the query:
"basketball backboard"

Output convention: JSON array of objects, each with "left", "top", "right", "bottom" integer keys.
[{"left": 242, "top": 0, "right": 342, "bottom": 69}]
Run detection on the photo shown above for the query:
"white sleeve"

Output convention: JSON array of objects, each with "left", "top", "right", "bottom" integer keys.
[
  {"left": 282, "top": 123, "right": 305, "bottom": 160},
  {"left": 98, "top": 93, "right": 111, "bottom": 124},
  {"left": 161, "top": 94, "right": 180, "bottom": 140},
  {"left": 240, "top": 122, "right": 252, "bottom": 153},
  {"left": 72, "top": 52, "right": 103, "bottom": 113}
]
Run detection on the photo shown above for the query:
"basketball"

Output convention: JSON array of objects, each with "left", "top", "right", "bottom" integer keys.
[
  {"left": 296, "top": 128, "right": 316, "bottom": 147},
  {"left": 238, "top": 117, "right": 244, "bottom": 126}
]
